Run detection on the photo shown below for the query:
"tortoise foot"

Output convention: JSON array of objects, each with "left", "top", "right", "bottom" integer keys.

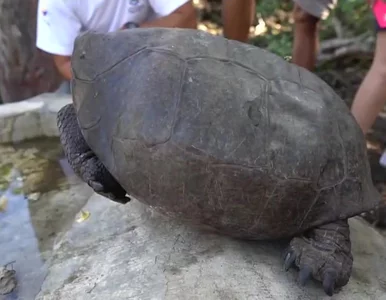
[
  {"left": 57, "top": 103, "right": 130, "bottom": 204},
  {"left": 81, "top": 154, "right": 131, "bottom": 204},
  {"left": 283, "top": 220, "right": 353, "bottom": 296}
]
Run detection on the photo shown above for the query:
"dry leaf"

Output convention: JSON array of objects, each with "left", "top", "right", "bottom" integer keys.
[
  {"left": 76, "top": 210, "right": 90, "bottom": 223},
  {"left": 27, "top": 192, "right": 40, "bottom": 201},
  {"left": 0, "top": 265, "right": 17, "bottom": 295},
  {"left": 0, "top": 196, "right": 8, "bottom": 212}
]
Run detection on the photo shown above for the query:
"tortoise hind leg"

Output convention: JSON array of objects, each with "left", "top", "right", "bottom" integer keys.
[
  {"left": 283, "top": 219, "right": 353, "bottom": 296},
  {"left": 57, "top": 103, "right": 131, "bottom": 204}
]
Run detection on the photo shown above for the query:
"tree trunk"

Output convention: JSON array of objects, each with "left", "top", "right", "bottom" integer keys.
[{"left": 0, "top": 0, "right": 62, "bottom": 103}]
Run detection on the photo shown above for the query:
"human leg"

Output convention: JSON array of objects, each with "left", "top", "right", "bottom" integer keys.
[
  {"left": 291, "top": 0, "right": 337, "bottom": 71},
  {"left": 350, "top": 23, "right": 386, "bottom": 226},
  {"left": 351, "top": 32, "right": 386, "bottom": 134},
  {"left": 222, "top": 0, "right": 256, "bottom": 43}
]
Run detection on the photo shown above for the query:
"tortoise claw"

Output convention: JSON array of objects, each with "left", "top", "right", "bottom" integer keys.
[
  {"left": 88, "top": 180, "right": 104, "bottom": 193},
  {"left": 322, "top": 270, "right": 337, "bottom": 296},
  {"left": 88, "top": 180, "right": 131, "bottom": 204},
  {"left": 283, "top": 250, "right": 296, "bottom": 271},
  {"left": 283, "top": 220, "right": 352, "bottom": 296},
  {"left": 298, "top": 265, "right": 313, "bottom": 286}
]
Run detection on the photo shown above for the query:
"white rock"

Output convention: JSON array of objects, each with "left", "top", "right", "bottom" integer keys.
[
  {"left": 0, "top": 93, "right": 71, "bottom": 144},
  {"left": 36, "top": 194, "right": 386, "bottom": 300}
]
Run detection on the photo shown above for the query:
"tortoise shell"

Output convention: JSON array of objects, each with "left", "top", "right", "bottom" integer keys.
[{"left": 70, "top": 28, "right": 379, "bottom": 239}]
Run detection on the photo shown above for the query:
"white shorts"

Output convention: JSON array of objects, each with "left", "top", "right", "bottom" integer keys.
[{"left": 293, "top": 0, "right": 338, "bottom": 20}]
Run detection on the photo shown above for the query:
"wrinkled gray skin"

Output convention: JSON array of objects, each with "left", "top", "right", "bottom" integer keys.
[{"left": 57, "top": 28, "right": 381, "bottom": 296}]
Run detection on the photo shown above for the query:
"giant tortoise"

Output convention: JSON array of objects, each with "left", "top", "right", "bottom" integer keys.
[{"left": 57, "top": 28, "right": 380, "bottom": 296}]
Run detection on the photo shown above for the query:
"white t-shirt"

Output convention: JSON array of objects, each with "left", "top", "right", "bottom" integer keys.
[{"left": 36, "top": 0, "right": 190, "bottom": 56}]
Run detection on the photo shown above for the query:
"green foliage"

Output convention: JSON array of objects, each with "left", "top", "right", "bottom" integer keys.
[
  {"left": 256, "top": 0, "right": 292, "bottom": 16},
  {"left": 249, "top": 1, "right": 293, "bottom": 56},
  {"left": 321, "top": 0, "right": 373, "bottom": 39},
  {"left": 252, "top": 32, "right": 293, "bottom": 57},
  {"left": 250, "top": 0, "right": 374, "bottom": 57}
]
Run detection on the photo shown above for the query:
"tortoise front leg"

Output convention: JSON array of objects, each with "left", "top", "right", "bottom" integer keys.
[
  {"left": 283, "top": 219, "right": 353, "bottom": 296},
  {"left": 57, "top": 103, "right": 130, "bottom": 204}
]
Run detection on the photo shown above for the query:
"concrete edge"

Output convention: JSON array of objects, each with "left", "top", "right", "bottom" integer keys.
[{"left": 0, "top": 93, "right": 72, "bottom": 144}]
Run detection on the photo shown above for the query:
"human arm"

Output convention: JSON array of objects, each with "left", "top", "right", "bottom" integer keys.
[
  {"left": 52, "top": 56, "right": 72, "bottom": 81},
  {"left": 36, "top": 0, "right": 81, "bottom": 80}
]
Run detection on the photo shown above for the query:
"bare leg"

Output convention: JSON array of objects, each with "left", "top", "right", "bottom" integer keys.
[
  {"left": 222, "top": 0, "right": 256, "bottom": 43},
  {"left": 284, "top": 219, "right": 352, "bottom": 296},
  {"left": 292, "top": 4, "right": 320, "bottom": 71},
  {"left": 351, "top": 32, "right": 386, "bottom": 134}
]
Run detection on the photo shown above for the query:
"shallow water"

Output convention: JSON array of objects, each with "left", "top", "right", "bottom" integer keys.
[{"left": 0, "top": 138, "right": 92, "bottom": 300}]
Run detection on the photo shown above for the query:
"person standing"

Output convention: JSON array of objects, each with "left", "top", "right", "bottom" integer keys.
[
  {"left": 36, "top": 0, "right": 197, "bottom": 81},
  {"left": 350, "top": 0, "right": 386, "bottom": 137}
]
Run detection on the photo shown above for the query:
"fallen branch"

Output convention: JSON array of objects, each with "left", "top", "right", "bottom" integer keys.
[
  {"left": 317, "top": 33, "right": 375, "bottom": 65},
  {"left": 331, "top": 16, "right": 344, "bottom": 38}
]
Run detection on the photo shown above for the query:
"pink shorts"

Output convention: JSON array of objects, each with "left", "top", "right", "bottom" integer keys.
[
  {"left": 373, "top": 0, "right": 386, "bottom": 30},
  {"left": 292, "top": 0, "right": 338, "bottom": 20}
]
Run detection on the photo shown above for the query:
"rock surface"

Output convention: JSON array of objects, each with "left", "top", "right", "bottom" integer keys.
[
  {"left": 36, "top": 194, "right": 386, "bottom": 300},
  {"left": 1, "top": 93, "right": 386, "bottom": 300},
  {"left": 0, "top": 178, "right": 92, "bottom": 300}
]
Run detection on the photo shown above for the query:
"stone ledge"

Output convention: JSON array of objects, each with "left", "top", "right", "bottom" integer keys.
[
  {"left": 0, "top": 93, "right": 71, "bottom": 144},
  {"left": 35, "top": 194, "right": 386, "bottom": 300}
]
